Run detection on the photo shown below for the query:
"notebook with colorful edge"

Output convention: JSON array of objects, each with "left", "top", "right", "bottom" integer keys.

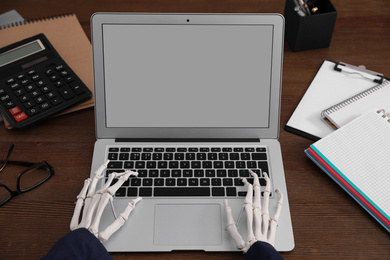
[{"left": 305, "top": 109, "right": 390, "bottom": 232}]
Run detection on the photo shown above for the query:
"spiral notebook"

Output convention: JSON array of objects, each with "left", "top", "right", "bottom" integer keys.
[
  {"left": 321, "top": 80, "right": 390, "bottom": 129},
  {"left": 0, "top": 13, "right": 94, "bottom": 128},
  {"left": 306, "top": 109, "right": 390, "bottom": 232}
]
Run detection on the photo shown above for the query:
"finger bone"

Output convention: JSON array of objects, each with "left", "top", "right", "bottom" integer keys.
[
  {"left": 223, "top": 200, "right": 245, "bottom": 250},
  {"left": 70, "top": 179, "right": 92, "bottom": 230},
  {"left": 98, "top": 197, "right": 142, "bottom": 242},
  {"left": 89, "top": 193, "right": 112, "bottom": 236}
]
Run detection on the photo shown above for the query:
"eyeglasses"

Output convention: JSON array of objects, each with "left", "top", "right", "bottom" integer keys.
[{"left": 0, "top": 144, "right": 55, "bottom": 207}]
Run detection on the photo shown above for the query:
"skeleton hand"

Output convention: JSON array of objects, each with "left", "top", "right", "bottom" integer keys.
[
  {"left": 70, "top": 160, "right": 142, "bottom": 242},
  {"left": 224, "top": 170, "right": 283, "bottom": 252}
]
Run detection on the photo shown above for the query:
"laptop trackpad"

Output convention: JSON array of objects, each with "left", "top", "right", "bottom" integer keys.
[{"left": 154, "top": 204, "right": 222, "bottom": 246}]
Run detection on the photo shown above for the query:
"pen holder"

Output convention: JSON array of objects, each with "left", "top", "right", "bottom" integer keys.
[{"left": 284, "top": 0, "right": 337, "bottom": 52}]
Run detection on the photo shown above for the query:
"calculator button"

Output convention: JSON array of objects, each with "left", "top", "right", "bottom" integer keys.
[
  {"left": 1, "top": 94, "right": 11, "bottom": 102},
  {"left": 50, "top": 98, "right": 61, "bottom": 106},
  {"left": 35, "top": 96, "right": 45, "bottom": 103},
  {"left": 19, "top": 95, "right": 29, "bottom": 102},
  {"left": 69, "top": 83, "right": 85, "bottom": 95},
  {"left": 27, "top": 69, "right": 37, "bottom": 75},
  {"left": 31, "top": 74, "right": 41, "bottom": 81},
  {"left": 9, "top": 106, "right": 21, "bottom": 115},
  {"left": 40, "top": 102, "right": 51, "bottom": 110},
  {"left": 10, "top": 83, "right": 20, "bottom": 90},
  {"left": 27, "top": 107, "right": 39, "bottom": 116},
  {"left": 21, "top": 78, "right": 31, "bottom": 86},
  {"left": 64, "top": 76, "right": 74, "bottom": 83},
  {"left": 17, "top": 74, "right": 26, "bottom": 80},
  {"left": 23, "top": 101, "right": 34, "bottom": 108},
  {"left": 14, "top": 112, "right": 28, "bottom": 122},
  {"left": 30, "top": 90, "right": 40, "bottom": 98},
  {"left": 25, "top": 84, "right": 36, "bottom": 91},
  {"left": 40, "top": 85, "right": 51, "bottom": 92},
  {"left": 4, "top": 100, "right": 16, "bottom": 108},
  {"left": 36, "top": 79, "right": 46, "bottom": 87},
  {"left": 54, "top": 79, "right": 65, "bottom": 88},
  {"left": 58, "top": 86, "right": 75, "bottom": 100},
  {"left": 14, "top": 89, "right": 26, "bottom": 96},
  {"left": 55, "top": 65, "right": 65, "bottom": 71},
  {"left": 6, "top": 78, "right": 16, "bottom": 84},
  {"left": 49, "top": 74, "right": 59, "bottom": 81},
  {"left": 44, "top": 68, "right": 54, "bottom": 75},
  {"left": 59, "top": 70, "right": 69, "bottom": 77},
  {"left": 46, "top": 92, "right": 56, "bottom": 99}
]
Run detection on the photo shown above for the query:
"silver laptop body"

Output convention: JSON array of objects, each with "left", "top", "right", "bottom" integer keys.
[{"left": 90, "top": 13, "right": 294, "bottom": 252}]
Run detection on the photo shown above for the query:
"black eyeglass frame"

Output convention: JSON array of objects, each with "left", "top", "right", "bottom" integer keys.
[{"left": 0, "top": 144, "right": 55, "bottom": 207}]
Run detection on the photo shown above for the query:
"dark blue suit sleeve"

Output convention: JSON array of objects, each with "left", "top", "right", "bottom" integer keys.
[
  {"left": 245, "top": 241, "right": 284, "bottom": 260},
  {"left": 42, "top": 229, "right": 282, "bottom": 259},
  {"left": 41, "top": 228, "right": 112, "bottom": 260}
]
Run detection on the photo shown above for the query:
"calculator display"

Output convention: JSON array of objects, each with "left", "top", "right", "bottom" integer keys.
[{"left": 0, "top": 40, "right": 45, "bottom": 68}]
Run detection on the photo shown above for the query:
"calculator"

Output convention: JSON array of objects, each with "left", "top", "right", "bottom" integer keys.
[{"left": 0, "top": 33, "right": 92, "bottom": 129}]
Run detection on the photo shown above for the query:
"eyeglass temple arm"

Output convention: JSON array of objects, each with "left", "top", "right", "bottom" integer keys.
[{"left": 0, "top": 144, "right": 15, "bottom": 172}]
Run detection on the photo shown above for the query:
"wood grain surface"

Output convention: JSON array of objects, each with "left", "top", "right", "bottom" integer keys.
[{"left": 1, "top": 0, "right": 390, "bottom": 259}]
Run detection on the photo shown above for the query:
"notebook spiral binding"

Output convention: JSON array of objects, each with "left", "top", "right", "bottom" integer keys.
[
  {"left": 323, "top": 80, "right": 390, "bottom": 115},
  {"left": 0, "top": 13, "right": 74, "bottom": 30},
  {"left": 377, "top": 109, "right": 390, "bottom": 122}
]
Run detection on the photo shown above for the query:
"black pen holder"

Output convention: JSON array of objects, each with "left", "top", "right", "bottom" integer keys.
[{"left": 284, "top": 0, "right": 337, "bottom": 51}]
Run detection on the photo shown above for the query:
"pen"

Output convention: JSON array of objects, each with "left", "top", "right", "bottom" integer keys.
[
  {"left": 302, "top": 0, "right": 312, "bottom": 15},
  {"left": 293, "top": 0, "right": 306, "bottom": 16}
]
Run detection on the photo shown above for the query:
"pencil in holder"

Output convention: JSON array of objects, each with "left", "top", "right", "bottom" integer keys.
[{"left": 284, "top": 0, "right": 337, "bottom": 52}]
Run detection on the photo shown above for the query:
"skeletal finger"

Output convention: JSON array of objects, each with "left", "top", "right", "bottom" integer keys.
[
  {"left": 88, "top": 160, "right": 110, "bottom": 196},
  {"left": 242, "top": 178, "right": 255, "bottom": 248},
  {"left": 99, "top": 197, "right": 142, "bottom": 242},
  {"left": 249, "top": 170, "right": 263, "bottom": 240},
  {"left": 89, "top": 193, "right": 111, "bottom": 236},
  {"left": 224, "top": 199, "right": 245, "bottom": 250},
  {"left": 78, "top": 192, "right": 103, "bottom": 229},
  {"left": 268, "top": 189, "right": 283, "bottom": 246},
  {"left": 82, "top": 161, "right": 109, "bottom": 219},
  {"left": 261, "top": 172, "right": 271, "bottom": 235},
  {"left": 70, "top": 178, "right": 91, "bottom": 230}
]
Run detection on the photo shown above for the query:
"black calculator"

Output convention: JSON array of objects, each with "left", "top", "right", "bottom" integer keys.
[{"left": 0, "top": 34, "right": 92, "bottom": 129}]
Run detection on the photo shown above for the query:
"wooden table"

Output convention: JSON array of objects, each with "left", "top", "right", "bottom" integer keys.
[{"left": 1, "top": 0, "right": 389, "bottom": 259}]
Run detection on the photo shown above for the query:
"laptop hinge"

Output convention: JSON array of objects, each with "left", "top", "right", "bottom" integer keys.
[{"left": 115, "top": 138, "right": 260, "bottom": 143}]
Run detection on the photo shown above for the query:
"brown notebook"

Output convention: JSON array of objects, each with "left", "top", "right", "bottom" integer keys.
[{"left": 0, "top": 13, "right": 94, "bottom": 128}]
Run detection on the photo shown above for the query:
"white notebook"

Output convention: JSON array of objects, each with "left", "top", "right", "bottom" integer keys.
[
  {"left": 307, "top": 109, "right": 390, "bottom": 231},
  {"left": 321, "top": 80, "right": 390, "bottom": 129}
]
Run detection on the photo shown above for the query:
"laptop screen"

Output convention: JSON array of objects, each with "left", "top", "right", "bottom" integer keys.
[
  {"left": 103, "top": 24, "right": 273, "bottom": 128},
  {"left": 92, "top": 14, "right": 284, "bottom": 139}
]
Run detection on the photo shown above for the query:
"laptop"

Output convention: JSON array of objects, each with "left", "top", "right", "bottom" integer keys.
[{"left": 90, "top": 13, "right": 294, "bottom": 252}]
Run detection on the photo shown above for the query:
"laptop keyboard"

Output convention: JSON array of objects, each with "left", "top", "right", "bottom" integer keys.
[{"left": 105, "top": 147, "right": 271, "bottom": 198}]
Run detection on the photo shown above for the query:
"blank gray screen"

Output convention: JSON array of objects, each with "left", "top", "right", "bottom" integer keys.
[{"left": 102, "top": 24, "right": 273, "bottom": 128}]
